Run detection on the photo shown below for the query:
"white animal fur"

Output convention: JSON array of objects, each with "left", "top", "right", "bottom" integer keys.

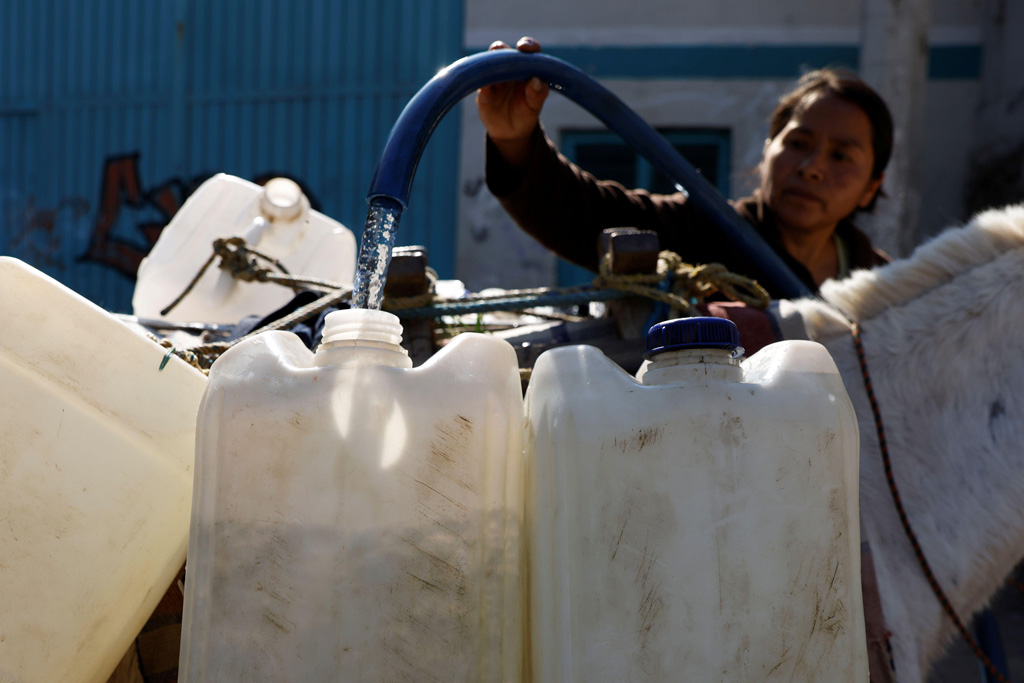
[{"left": 783, "top": 204, "right": 1024, "bottom": 682}]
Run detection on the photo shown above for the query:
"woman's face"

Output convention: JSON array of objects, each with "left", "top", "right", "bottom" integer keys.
[{"left": 760, "top": 92, "right": 883, "bottom": 237}]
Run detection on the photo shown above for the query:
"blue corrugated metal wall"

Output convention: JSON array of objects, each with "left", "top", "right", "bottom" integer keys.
[{"left": 0, "top": 0, "right": 464, "bottom": 312}]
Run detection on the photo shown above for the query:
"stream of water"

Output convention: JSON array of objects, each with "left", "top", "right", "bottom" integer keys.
[{"left": 350, "top": 197, "right": 403, "bottom": 310}]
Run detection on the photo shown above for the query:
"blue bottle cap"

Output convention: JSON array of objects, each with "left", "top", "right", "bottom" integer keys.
[{"left": 644, "top": 317, "right": 743, "bottom": 359}]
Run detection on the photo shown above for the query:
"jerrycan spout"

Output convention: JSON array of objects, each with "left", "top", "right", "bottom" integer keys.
[{"left": 354, "top": 50, "right": 811, "bottom": 310}]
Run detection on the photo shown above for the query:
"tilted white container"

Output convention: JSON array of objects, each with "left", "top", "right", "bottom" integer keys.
[
  {"left": 0, "top": 257, "right": 207, "bottom": 682},
  {"left": 179, "top": 309, "right": 524, "bottom": 681},
  {"left": 133, "top": 174, "right": 356, "bottom": 324},
  {"left": 524, "top": 317, "right": 866, "bottom": 682}
]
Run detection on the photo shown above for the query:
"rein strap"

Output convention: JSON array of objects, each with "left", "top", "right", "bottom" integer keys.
[{"left": 851, "top": 322, "right": 1009, "bottom": 683}]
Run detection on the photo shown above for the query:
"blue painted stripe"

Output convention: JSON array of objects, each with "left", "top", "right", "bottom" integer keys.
[
  {"left": 544, "top": 45, "right": 859, "bottom": 80},
  {"left": 466, "top": 44, "right": 982, "bottom": 81},
  {"left": 928, "top": 45, "right": 982, "bottom": 80}
]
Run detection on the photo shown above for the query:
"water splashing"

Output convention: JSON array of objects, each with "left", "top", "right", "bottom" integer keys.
[{"left": 351, "top": 197, "right": 404, "bottom": 310}]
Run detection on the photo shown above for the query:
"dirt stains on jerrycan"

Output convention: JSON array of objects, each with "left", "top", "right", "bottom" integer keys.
[
  {"left": 0, "top": 257, "right": 207, "bottom": 683},
  {"left": 524, "top": 317, "right": 866, "bottom": 682},
  {"left": 178, "top": 308, "right": 524, "bottom": 682}
]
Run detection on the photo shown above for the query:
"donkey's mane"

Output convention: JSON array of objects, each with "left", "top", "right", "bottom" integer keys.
[{"left": 817, "top": 204, "right": 1024, "bottom": 324}]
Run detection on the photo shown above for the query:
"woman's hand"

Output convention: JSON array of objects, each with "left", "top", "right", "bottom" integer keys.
[{"left": 475, "top": 37, "right": 550, "bottom": 169}]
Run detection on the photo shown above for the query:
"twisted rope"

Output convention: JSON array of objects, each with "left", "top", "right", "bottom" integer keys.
[
  {"left": 386, "top": 250, "right": 770, "bottom": 319},
  {"left": 186, "top": 288, "right": 351, "bottom": 370},
  {"left": 156, "top": 238, "right": 769, "bottom": 369}
]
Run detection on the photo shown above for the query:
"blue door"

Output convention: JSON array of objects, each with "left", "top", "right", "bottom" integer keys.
[{"left": 557, "top": 128, "right": 732, "bottom": 286}]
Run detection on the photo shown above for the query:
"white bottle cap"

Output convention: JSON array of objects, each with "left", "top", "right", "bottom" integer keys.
[{"left": 260, "top": 177, "right": 308, "bottom": 222}]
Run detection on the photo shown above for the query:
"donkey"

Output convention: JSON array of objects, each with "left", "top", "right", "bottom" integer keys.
[{"left": 777, "top": 204, "right": 1024, "bottom": 682}]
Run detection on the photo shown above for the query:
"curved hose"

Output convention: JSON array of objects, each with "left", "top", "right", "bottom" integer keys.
[{"left": 365, "top": 49, "right": 811, "bottom": 299}]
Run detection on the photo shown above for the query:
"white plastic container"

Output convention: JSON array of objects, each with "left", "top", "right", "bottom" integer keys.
[
  {"left": 179, "top": 309, "right": 524, "bottom": 681},
  {"left": 0, "top": 257, "right": 207, "bottom": 682},
  {"left": 524, "top": 317, "right": 865, "bottom": 682},
  {"left": 133, "top": 174, "right": 356, "bottom": 324}
]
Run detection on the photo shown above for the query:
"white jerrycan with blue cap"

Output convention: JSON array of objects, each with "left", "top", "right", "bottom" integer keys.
[
  {"left": 178, "top": 308, "right": 524, "bottom": 682},
  {"left": 524, "top": 317, "right": 866, "bottom": 682}
]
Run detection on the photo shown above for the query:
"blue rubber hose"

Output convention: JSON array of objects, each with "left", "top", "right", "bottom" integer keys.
[{"left": 365, "top": 49, "right": 812, "bottom": 300}]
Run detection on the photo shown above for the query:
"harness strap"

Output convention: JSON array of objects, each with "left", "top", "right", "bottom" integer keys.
[{"left": 851, "top": 322, "right": 1009, "bottom": 683}]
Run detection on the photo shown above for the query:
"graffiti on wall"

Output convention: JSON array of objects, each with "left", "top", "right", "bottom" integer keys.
[
  {"left": 83, "top": 153, "right": 209, "bottom": 279},
  {"left": 3, "top": 195, "right": 91, "bottom": 271},
  {"left": 0, "top": 153, "right": 208, "bottom": 280},
  {"left": 2, "top": 153, "right": 318, "bottom": 282}
]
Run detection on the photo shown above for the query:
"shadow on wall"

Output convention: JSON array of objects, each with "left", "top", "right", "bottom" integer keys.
[
  {"left": 966, "top": 143, "right": 1024, "bottom": 217},
  {"left": 460, "top": 174, "right": 553, "bottom": 291}
]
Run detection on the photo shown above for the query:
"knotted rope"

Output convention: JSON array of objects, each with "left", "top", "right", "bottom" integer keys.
[
  {"left": 160, "top": 237, "right": 338, "bottom": 317},
  {"left": 590, "top": 250, "right": 770, "bottom": 317}
]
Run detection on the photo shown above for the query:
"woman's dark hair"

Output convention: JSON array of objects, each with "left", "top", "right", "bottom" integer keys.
[{"left": 769, "top": 68, "right": 893, "bottom": 210}]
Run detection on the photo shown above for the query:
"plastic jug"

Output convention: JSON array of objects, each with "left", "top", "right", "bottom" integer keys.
[
  {"left": 179, "top": 309, "right": 524, "bottom": 681},
  {"left": 523, "top": 317, "right": 865, "bottom": 681},
  {"left": 0, "top": 257, "right": 207, "bottom": 682},
  {"left": 132, "top": 174, "right": 357, "bottom": 324}
]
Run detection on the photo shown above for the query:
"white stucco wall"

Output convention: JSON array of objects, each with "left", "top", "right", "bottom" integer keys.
[{"left": 465, "top": 0, "right": 864, "bottom": 43}]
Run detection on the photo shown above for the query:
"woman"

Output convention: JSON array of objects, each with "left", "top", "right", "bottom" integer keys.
[{"left": 477, "top": 37, "right": 893, "bottom": 298}]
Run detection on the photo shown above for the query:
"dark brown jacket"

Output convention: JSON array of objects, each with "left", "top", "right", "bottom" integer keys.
[{"left": 486, "top": 127, "right": 890, "bottom": 299}]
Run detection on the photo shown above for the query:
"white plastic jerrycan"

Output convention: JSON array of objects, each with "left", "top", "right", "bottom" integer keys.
[
  {"left": 179, "top": 309, "right": 524, "bottom": 682},
  {"left": 524, "top": 317, "right": 865, "bottom": 682},
  {"left": 133, "top": 174, "right": 356, "bottom": 324},
  {"left": 0, "top": 257, "right": 207, "bottom": 683}
]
